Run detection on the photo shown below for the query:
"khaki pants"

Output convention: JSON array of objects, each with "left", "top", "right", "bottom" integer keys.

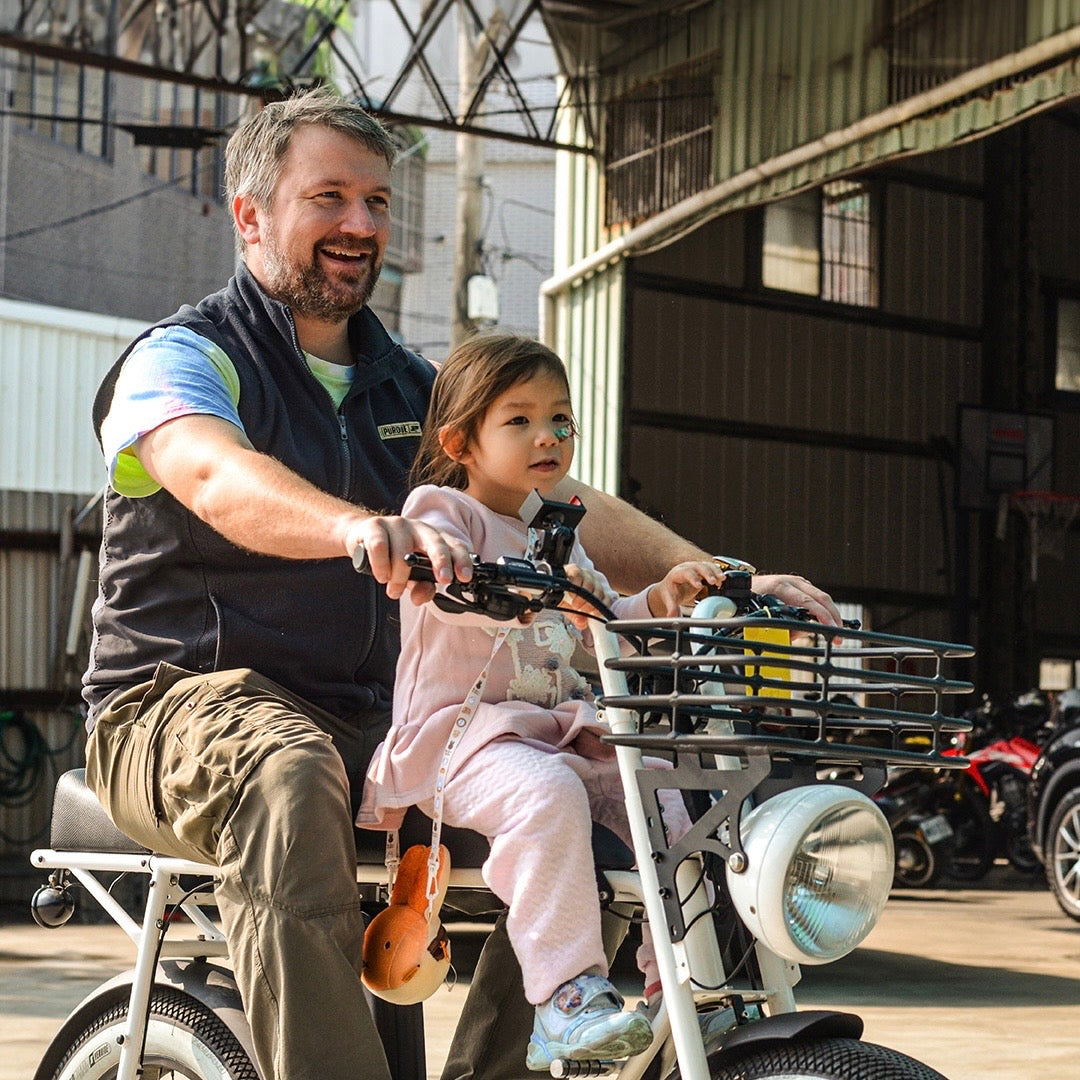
[
  {"left": 86, "top": 664, "right": 394, "bottom": 1080},
  {"left": 85, "top": 663, "right": 581, "bottom": 1080}
]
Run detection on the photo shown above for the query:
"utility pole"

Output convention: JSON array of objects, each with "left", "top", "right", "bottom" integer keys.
[{"left": 451, "top": 2, "right": 503, "bottom": 349}]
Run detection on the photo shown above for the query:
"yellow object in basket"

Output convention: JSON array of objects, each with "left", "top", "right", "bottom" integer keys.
[{"left": 742, "top": 623, "right": 792, "bottom": 698}]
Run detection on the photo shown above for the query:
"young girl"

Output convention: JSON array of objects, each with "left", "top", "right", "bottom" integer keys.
[{"left": 359, "top": 334, "right": 722, "bottom": 1070}]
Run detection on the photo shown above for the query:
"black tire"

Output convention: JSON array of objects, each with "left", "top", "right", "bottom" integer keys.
[
  {"left": 696, "top": 1036, "right": 947, "bottom": 1079},
  {"left": 36, "top": 986, "right": 259, "bottom": 1080},
  {"left": 892, "top": 831, "right": 942, "bottom": 888},
  {"left": 937, "top": 780, "right": 996, "bottom": 883},
  {"left": 1045, "top": 787, "right": 1080, "bottom": 922},
  {"left": 1005, "top": 829, "right": 1042, "bottom": 875}
]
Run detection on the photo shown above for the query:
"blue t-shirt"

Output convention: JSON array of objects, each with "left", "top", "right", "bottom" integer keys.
[{"left": 101, "top": 325, "right": 356, "bottom": 497}]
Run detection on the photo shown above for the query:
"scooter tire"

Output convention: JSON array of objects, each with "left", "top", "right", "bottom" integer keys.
[
  {"left": 35, "top": 985, "right": 259, "bottom": 1080},
  {"left": 892, "top": 831, "right": 942, "bottom": 888},
  {"left": 697, "top": 1035, "right": 948, "bottom": 1079}
]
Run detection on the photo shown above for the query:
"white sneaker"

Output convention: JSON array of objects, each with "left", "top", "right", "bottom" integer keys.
[
  {"left": 526, "top": 974, "right": 654, "bottom": 1072},
  {"left": 637, "top": 997, "right": 737, "bottom": 1045}
]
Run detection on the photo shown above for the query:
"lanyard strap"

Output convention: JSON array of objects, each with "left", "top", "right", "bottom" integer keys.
[{"left": 385, "top": 625, "right": 512, "bottom": 922}]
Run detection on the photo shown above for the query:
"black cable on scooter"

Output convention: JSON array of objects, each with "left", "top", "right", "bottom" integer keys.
[{"left": 134, "top": 879, "right": 214, "bottom": 1067}]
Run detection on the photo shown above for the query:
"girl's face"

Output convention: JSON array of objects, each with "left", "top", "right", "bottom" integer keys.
[{"left": 448, "top": 370, "right": 575, "bottom": 517}]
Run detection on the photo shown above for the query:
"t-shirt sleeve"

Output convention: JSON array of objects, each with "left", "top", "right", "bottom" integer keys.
[{"left": 100, "top": 325, "right": 244, "bottom": 497}]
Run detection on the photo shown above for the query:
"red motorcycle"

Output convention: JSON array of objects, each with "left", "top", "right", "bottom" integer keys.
[{"left": 936, "top": 693, "right": 1052, "bottom": 882}]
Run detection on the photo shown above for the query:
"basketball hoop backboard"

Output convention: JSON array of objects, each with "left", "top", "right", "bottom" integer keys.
[{"left": 958, "top": 406, "right": 1054, "bottom": 511}]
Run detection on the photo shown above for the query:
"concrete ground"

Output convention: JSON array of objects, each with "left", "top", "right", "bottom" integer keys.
[{"left": 1, "top": 864, "right": 1077, "bottom": 1079}]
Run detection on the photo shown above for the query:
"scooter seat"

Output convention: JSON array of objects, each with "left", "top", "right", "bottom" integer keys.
[
  {"left": 48, "top": 770, "right": 497, "bottom": 869},
  {"left": 50, "top": 768, "right": 150, "bottom": 854},
  {"left": 48, "top": 770, "right": 636, "bottom": 878},
  {"left": 354, "top": 808, "right": 493, "bottom": 869}
]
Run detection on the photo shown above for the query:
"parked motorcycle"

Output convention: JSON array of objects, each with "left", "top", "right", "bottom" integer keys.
[
  {"left": 938, "top": 692, "right": 1051, "bottom": 882},
  {"left": 873, "top": 764, "right": 955, "bottom": 889},
  {"left": 28, "top": 495, "right": 974, "bottom": 1079}
]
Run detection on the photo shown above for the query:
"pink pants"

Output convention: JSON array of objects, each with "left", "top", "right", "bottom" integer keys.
[{"left": 419, "top": 738, "right": 690, "bottom": 1004}]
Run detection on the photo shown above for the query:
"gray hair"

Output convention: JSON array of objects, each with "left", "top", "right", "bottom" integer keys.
[{"left": 225, "top": 87, "right": 397, "bottom": 248}]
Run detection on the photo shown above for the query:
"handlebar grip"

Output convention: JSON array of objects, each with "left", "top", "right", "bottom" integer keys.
[{"left": 350, "top": 545, "right": 437, "bottom": 583}]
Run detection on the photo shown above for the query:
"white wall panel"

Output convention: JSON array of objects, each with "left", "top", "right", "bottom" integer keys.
[{"left": 0, "top": 298, "right": 146, "bottom": 495}]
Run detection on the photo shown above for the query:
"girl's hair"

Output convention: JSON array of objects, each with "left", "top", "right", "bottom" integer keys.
[{"left": 412, "top": 333, "right": 576, "bottom": 490}]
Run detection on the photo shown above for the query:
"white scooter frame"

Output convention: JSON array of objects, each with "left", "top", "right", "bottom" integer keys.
[{"left": 31, "top": 578, "right": 972, "bottom": 1080}]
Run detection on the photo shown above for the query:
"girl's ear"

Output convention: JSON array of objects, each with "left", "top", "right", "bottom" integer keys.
[{"left": 438, "top": 426, "right": 471, "bottom": 463}]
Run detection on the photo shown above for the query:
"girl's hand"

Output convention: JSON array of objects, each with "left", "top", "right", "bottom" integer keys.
[
  {"left": 561, "top": 564, "right": 610, "bottom": 629},
  {"left": 647, "top": 560, "right": 726, "bottom": 617}
]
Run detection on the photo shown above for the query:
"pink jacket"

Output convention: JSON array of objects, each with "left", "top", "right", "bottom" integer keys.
[{"left": 357, "top": 486, "right": 652, "bottom": 828}]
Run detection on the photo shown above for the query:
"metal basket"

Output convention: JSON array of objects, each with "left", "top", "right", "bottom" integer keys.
[{"left": 600, "top": 615, "right": 974, "bottom": 771}]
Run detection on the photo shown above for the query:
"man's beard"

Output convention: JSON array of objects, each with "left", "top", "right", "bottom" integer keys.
[{"left": 261, "top": 233, "right": 382, "bottom": 323}]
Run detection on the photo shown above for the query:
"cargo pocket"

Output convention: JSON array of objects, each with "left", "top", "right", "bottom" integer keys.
[
  {"left": 87, "top": 663, "right": 198, "bottom": 845},
  {"left": 155, "top": 673, "right": 327, "bottom": 860}
]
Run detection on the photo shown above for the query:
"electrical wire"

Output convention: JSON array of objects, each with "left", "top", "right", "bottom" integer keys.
[
  {"left": 0, "top": 173, "right": 197, "bottom": 244},
  {"left": 0, "top": 710, "right": 50, "bottom": 809},
  {"left": 0, "top": 708, "right": 82, "bottom": 845}
]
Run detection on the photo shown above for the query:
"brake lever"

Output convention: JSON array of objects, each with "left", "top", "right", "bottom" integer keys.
[
  {"left": 356, "top": 548, "right": 588, "bottom": 623},
  {"left": 372, "top": 550, "right": 543, "bottom": 621}
]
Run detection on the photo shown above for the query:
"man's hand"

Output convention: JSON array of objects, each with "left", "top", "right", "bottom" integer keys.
[
  {"left": 751, "top": 573, "right": 841, "bottom": 627},
  {"left": 346, "top": 516, "right": 474, "bottom": 604}
]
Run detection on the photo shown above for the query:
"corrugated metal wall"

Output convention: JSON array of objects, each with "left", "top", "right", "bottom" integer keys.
[
  {"left": 622, "top": 287, "right": 979, "bottom": 568},
  {"left": 0, "top": 297, "right": 147, "bottom": 494},
  {"left": 550, "top": 3, "right": 1077, "bottom": 496},
  {"left": 0, "top": 299, "right": 141, "bottom": 896},
  {"left": 554, "top": 105, "right": 630, "bottom": 492}
]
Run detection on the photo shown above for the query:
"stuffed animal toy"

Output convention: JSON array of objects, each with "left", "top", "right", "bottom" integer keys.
[{"left": 362, "top": 843, "right": 451, "bottom": 1004}]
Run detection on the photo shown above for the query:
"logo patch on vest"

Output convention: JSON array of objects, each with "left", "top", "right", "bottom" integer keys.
[{"left": 378, "top": 421, "right": 422, "bottom": 440}]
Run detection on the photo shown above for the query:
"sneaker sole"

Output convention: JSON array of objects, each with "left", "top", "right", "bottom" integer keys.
[{"left": 525, "top": 1015, "right": 653, "bottom": 1071}]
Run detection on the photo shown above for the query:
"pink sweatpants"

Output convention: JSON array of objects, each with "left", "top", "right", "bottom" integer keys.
[{"left": 419, "top": 738, "right": 690, "bottom": 1004}]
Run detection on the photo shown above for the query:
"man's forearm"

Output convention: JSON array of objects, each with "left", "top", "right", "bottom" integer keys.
[{"left": 556, "top": 479, "right": 707, "bottom": 594}]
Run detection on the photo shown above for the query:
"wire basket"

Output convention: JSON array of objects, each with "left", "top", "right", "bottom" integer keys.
[{"left": 600, "top": 615, "right": 974, "bottom": 771}]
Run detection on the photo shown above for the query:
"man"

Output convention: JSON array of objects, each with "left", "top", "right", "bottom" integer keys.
[{"left": 83, "top": 88, "right": 838, "bottom": 1080}]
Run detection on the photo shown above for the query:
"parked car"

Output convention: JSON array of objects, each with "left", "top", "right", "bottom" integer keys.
[{"left": 1028, "top": 689, "right": 1080, "bottom": 921}]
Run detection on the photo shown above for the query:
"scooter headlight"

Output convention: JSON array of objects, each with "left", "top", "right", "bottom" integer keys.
[{"left": 726, "top": 785, "right": 893, "bottom": 965}]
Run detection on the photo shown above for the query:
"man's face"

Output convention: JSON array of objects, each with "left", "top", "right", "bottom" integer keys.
[{"left": 242, "top": 125, "right": 392, "bottom": 323}]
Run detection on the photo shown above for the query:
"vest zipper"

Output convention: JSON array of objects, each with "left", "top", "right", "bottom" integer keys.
[
  {"left": 338, "top": 412, "right": 352, "bottom": 496},
  {"left": 283, "top": 310, "right": 355, "bottom": 500}
]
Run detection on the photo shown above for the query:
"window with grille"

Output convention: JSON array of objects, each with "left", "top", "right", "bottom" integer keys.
[
  {"left": 762, "top": 180, "right": 878, "bottom": 307},
  {"left": 1054, "top": 296, "right": 1080, "bottom": 394},
  {"left": 885, "top": 0, "right": 1027, "bottom": 104},
  {"left": 388, "top": 132, "right": 425, "bottom": 274},
  {"left": 12, "top": 55, "right": 110, "bottom": 157},
  {"left": 603, "top": 67, "right": 714, "bottom": 228},
  {"left": 139, "top": 82, "right": 234, "bottom": 202}
]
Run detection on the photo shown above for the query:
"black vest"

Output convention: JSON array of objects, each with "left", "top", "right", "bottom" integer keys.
[{"left": 83, "top": 264, "right": 434, "bottom": 726}]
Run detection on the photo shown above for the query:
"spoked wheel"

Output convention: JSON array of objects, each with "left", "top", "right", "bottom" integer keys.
[
  {"left": 695, "top": 1036, "right": 948, "bottom": 1078},
  {"left": 1046, "top": 789, "right": 1080, "bottom": 922},
  {"left": 892, "top": 831, "right": 942, "bottom": 888},
  {"left": 36, "top": 987, "right": 259, "bottom": 1080}
]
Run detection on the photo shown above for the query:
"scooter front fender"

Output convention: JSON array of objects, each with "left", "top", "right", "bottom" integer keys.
[{"left": 711, "top": 1009, "right": 864, "bottom": 1058}]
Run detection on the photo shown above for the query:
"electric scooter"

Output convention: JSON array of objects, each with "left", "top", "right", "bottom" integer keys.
[{"left": 28, "top": 493, "right": 974, "bottom": 1079}]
